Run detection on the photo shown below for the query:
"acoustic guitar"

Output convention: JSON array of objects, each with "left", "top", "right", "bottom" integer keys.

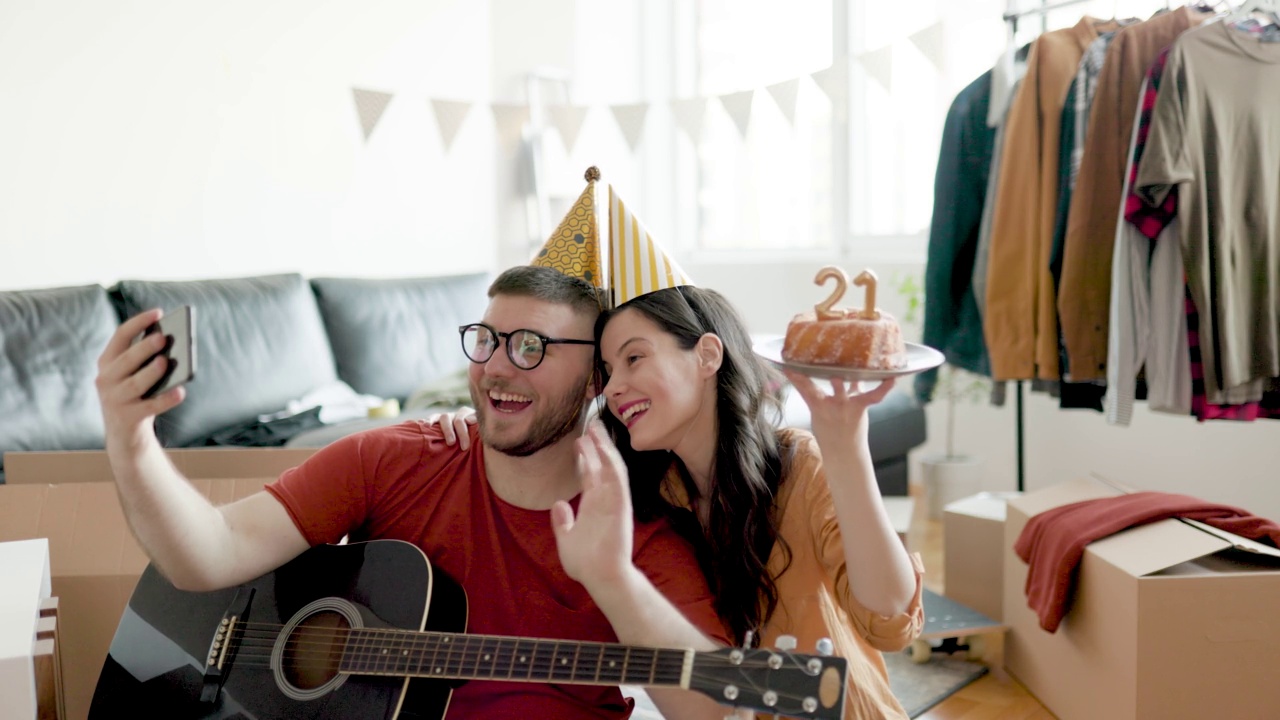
[{"left": 88, "top": 539, "right": 846, "bottom": 719}]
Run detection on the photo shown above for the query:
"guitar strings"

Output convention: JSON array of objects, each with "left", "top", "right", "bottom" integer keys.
[
  {"left": 206, "top": 653, "right": 825, "bottom": 706},
  {"left": 205, "top": 658, "right": 829, "bottom": 712},
  {"left": 223, "top": 641, "right": 701, "bottom": 679},
  {"left": 222, "top": 625, "right": 823, "bottom": 673},
  {"left": 206, "top": 624, "right": 834, "bottom": 708},
  {"left": 225, "top": 630, "right": 804, "bottom": 674},
  {"left": 209, "top": 639, "right": 827, "bottom": 709}
]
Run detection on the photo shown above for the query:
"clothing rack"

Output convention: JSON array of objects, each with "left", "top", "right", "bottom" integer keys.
[
  {"left": 999, "top": 0, "right": 1093, "bottom": 492},
  {"left": 1003, "top": 0, "right": 1096, "bottom": 24}
]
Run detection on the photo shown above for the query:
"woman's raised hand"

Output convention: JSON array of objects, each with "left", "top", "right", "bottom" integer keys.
[
  {"left": 551, "top": 419, "right": 635, "bottom": 589},
  {"left": 426, "top": 407, "right": 477, "bottom": 450}
]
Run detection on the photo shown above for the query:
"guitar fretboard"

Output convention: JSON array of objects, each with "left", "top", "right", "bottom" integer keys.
[{"left": 339, "top": 629, "right": 690, "bottom": 687}]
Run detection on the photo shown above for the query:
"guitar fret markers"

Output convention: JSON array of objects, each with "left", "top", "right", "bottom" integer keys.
[{"left": 340, "top": 630, "right": 692, "bottom": 689}]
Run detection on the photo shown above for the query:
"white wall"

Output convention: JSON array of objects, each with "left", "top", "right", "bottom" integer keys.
[
  {"left": 692, "top": 258, "right": 1280, "bottom": 520},
  {"left": 0, "top": 0, "right": 495, "bottom": 290}
]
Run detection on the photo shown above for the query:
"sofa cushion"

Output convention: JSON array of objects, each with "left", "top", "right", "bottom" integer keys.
[
  {"left": 866, "top": 390, "right": 928, "bottom": 463},
  {"left": 0, "top": 285, "right": 118, "bottom": 473},
  {"left": 111, "top": 274, "right": 338, "bottom": 447},
  {"left": 310, "top": 273, "right": 491, "bottom": 401}
]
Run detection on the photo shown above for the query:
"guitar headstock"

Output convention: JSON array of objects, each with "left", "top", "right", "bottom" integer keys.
[{"left": 689, "top": 636, "right": 846, "bottom": 719}]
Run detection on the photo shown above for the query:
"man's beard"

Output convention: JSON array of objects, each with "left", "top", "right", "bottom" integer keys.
[{"left": 471, "top": 374, "right": 590, "bottom": 457}]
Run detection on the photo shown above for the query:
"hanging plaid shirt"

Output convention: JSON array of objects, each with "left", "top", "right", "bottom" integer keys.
[{"left": 1126, "top": 36, "right": 1280, "bottom": 421}]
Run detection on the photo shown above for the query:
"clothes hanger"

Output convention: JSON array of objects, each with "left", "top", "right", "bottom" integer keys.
[{"left": 1225, "top": 0, "right": 1280, "bottom": 25}]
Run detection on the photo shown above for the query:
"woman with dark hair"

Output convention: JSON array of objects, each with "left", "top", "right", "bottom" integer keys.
[{"left": 437, "top": 284, "right": 923, "bottom": 719}]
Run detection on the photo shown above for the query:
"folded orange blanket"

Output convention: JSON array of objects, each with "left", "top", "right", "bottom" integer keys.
[{"left": 1014, "top": 492, "right": 1280, "bottom": 632}]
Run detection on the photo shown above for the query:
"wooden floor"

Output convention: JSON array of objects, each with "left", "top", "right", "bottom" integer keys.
[{"left": 905, "top": 488, "right": 1056, "bottom": 720}]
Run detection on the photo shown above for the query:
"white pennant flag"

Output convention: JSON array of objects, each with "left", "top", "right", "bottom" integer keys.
[
  {"left": 766, "top": 78, "right": 801, "bottom": 125},
  {"left": 908, "top": 21, "right": 948, "bottom": 72},
  {"left": 548, "top": 105, "right": 590, "bottom": 153},
  {"left": 858, "top": 45, "right": 894, "bottom": 92},
  {"left": 670, "top": 97, "right": 707, "bottom": 142},
  {"left": 718, "top": 89, "right": 755, "bottom": 138},
  {"left": 352, "top": 88, "right": 393, "bottom": 141},
  {"left": 810, "top": 61, "right": 849, "bottom": 106},
  {"left": 609, "top": 103, "right": 649, "bottom": 151},
  {"left": 490, "top": 103, "right": 530, "bottom": 144},
  {"left": 430, "top": 99, "right": 473, "bottom": 151}
]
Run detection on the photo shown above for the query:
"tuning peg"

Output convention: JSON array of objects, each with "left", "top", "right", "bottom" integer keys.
[
  {"left": 742, "top": 629, "right": 755, "bottom": 648},
  {"left": 815, "top": 637, "right": 834, "bottom": 656},
  {"left": 774, "top": 634, "right": 797, "bottom": 651}
]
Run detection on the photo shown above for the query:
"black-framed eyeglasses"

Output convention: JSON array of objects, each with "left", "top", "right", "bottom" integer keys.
[{"left": 458, "top": 323, "right": 596, "bottom": 371}]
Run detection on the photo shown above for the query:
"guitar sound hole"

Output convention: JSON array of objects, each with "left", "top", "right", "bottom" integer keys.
[{"left": 282, "top": 610, "right": 350, "bottom": 691}]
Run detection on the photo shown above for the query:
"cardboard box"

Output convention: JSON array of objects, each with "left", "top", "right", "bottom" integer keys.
[
  {"left": 943, "top": 491, "right": 1019, "bottom": 621},
  {"left": 0, "top": 538, "right": 52, "bottom": 720},
  {"left": 0, "top": 447, "right": 316, "bottom": 720},
  {"left": 1003, "top": 476, "right": 1280, "bottom": 719}
]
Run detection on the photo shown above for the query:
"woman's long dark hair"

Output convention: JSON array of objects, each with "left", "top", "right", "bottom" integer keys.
[{"left": 595, "top": 286, "right": 790, "bottom": 644}]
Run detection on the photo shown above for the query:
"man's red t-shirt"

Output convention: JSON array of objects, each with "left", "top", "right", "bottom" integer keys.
[{"left": 265, "top": 420, "right": 727, "bottom": 719}]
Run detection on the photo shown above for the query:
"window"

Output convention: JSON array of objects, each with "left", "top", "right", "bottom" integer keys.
[
  {"left": 683, "top": 0, "right": 1181, "bottom": 260},
  {"left": 691, "top": 0, "right": 834, "bottom": 252}
]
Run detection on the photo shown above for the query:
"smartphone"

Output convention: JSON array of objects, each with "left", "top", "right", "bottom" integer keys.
[{"left": 132, "top": 306, "right": 197, "bottom": 400}]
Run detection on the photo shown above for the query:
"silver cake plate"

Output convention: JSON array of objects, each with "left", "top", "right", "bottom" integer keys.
[{"left": 753, "top": 336, "right": 945, "bottom": 383}]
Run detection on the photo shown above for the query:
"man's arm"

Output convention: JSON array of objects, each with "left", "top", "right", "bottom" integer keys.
[
  {"left": 552, "top": 422, "right": 729, "bottom": 720},
  {"left": 97, "top": 309, "right": 310, "bottom": 591}
]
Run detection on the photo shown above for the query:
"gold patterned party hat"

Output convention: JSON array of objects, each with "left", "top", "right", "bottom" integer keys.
[{"left": 530, "top": 166, "right": 607, "bottom": 292}]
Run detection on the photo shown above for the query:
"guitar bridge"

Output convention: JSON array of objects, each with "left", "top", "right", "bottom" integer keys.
[{"left": 199, "top": 587, "right": 255, "bottom": 703}]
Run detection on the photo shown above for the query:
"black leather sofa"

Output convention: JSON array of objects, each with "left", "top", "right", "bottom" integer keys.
[{"left": 0, "top": 272, "right": 926, "bottom": 492}]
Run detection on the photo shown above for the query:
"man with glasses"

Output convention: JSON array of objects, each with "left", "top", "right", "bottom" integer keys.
[
  {"left": 95, "top": 265, "right": 731, "bottom": 720},
  {"left": 457, "top": 318, "right": 596, "bottom": 456}
]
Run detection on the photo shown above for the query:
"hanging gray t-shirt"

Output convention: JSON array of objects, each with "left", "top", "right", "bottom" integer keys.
[{"left": 1136, "top": 20, "right": 1280, "bottom": 400}]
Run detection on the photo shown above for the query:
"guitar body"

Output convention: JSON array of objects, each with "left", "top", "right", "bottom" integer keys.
[{"left": 88, "top": 540, "right": 468, "bottom": 720}]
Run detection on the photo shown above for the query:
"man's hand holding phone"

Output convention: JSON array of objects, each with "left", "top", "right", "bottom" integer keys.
[{"left": 96, "top": 307, "right": 196, "bottom": 451}]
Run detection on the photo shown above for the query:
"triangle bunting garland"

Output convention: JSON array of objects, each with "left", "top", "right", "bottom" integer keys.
[
  {"left": 548, "top": 105, "right": 590, "bottom": 153},
  {"left": 810, "top": 61, "right": 849, "bottom": 105},
  {"left": 429, "top": 99, "right": 473, "bottom": 151},
  {"left": 490, "top": 103, "right": 531, "bottom": 144},
  {"left": 858, "top": 45, "right": 894, "bottom": 93},
  {"left": 766, "top": 78, "right": 801, "bottom": 125},
  {"left": 670, "top": 97, "right": 708, "bottom": 142},
  {"left": 609, "top": 103, "right": 649, "bottom": 151},
  {"left": 351, "top": 52, "right": 901, "bottom": 152},
  {"left": 718, "top": 89, "right": 755, "bottom": 138},
  {"left": 908, "top": 21, "right": 948, "bottom": 72},
  {"left": 352, "top": 88, "right": 393, "bottom": 141}
]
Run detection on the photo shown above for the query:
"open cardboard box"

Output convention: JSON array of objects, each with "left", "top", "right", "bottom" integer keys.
[
  {"left": 1003, "top": 475, "right": 1280, "bottom": 719},
  {"left": 0, "top": 447, "right": 316, "bottom": 720}
]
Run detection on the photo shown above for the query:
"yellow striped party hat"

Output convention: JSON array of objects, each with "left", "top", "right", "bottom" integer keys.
[
  {"left": 530, "top": 166, "right": 608, "bottom": 293},
  {"left": 607, "top": 183, "right": 692, "bottom": 307}
]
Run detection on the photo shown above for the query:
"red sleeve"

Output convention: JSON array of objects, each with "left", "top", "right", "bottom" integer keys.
[
  {"left": 632, "top": 519, "right": 732, "bottom": 646},
  {"left": 264, "top": 422, "right": 431, "bottom": 546}
]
